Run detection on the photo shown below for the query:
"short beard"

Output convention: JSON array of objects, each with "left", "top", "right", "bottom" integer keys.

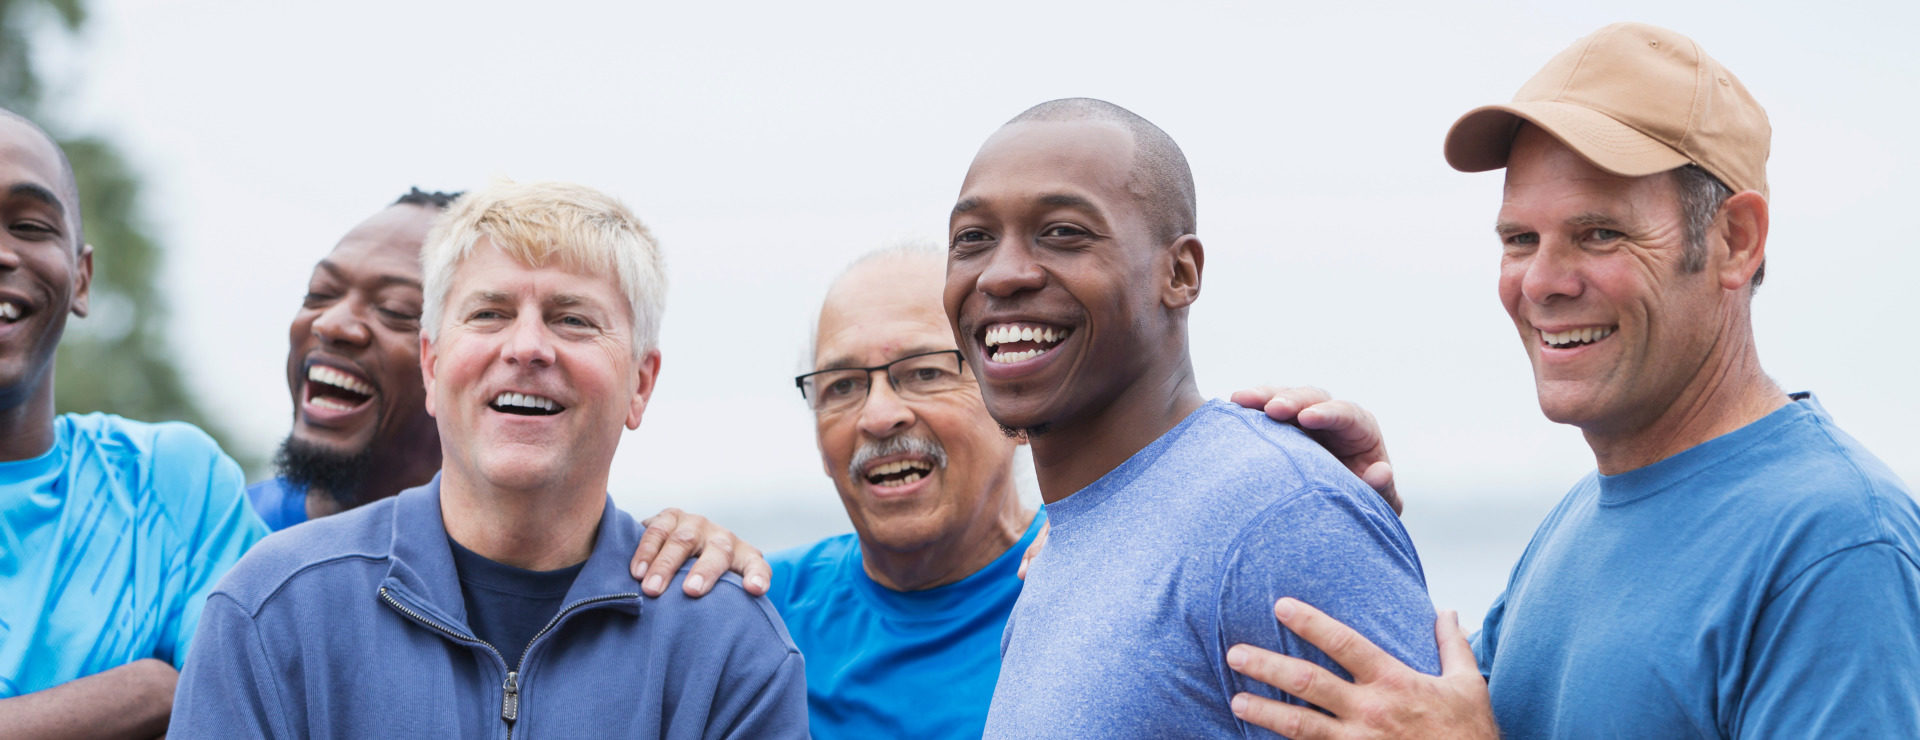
[
  {"left": 273, "top": 435, "right": 374, "bottom": 510},
  {"left": 1000, "top": 423, "right": 1047, "bottom": 440}
]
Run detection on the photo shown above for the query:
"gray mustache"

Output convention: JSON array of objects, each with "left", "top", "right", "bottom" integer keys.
[{"left": 848, "top": 435, "right": 948, "bottom": 479}]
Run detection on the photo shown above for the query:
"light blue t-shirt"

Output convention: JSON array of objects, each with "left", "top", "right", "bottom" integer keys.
[
  {"left": 769, "top": 512, "right": 1042, "bottom": 739},
  {"left": 246, "top": 475, "right": 308, "bottom": 532},
  {"left": 985, "top": 400, "right": 1439, "bottom": 738},
  {"left": 1476, "top": 393, "right": 1920, "bottom": 738},
  {"left": 0, "top": 413, "right": 267, "bottom": 696}
]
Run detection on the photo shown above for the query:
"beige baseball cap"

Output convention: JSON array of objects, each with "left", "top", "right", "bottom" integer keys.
[{"left": 1444, "top": 22, "right": 1770, "bottom": 197}]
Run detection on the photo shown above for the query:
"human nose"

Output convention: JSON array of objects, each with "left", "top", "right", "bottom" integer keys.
[
  {"left": 311, "top": 298, "right": 372, "bottom": 348},
  {"left": 502, "top": 314, "right": 556, "bottom": 367},
  {"left": 1519, "top": 239, "right": 1584, "bottom": 305},
  {"left": 856, "top": 370, "right": 915, "bottom": 438},
  {"left": 976, "top": 239, "right": 1046, "bottom": 298}
]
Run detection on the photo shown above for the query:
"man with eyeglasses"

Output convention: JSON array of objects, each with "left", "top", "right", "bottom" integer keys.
[{"left": 767, "top": 243, "right": 1396, "bottom": 738}]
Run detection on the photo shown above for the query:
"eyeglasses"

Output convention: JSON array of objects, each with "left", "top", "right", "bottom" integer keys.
[{"left": 794, "top": 350, "right": 969, "bottom": 414}]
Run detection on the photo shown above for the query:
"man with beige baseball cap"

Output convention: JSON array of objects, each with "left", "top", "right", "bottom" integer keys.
[{"left": 1220, "top": 22, "right": 1920, "bottom": 738}]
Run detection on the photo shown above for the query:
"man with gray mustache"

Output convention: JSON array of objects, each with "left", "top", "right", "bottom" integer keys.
[{"left": 768, "top": 244, "right": 1398, "bottom": 739}]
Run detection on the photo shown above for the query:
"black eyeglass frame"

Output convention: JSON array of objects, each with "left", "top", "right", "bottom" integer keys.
[{"left": 793, "top": 349, "right": 968, "bottom": 407}]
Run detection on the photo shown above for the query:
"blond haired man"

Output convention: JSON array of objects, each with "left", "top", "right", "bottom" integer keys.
[{"left": 172, "top": 180, "right": 807, "bottom": 738}]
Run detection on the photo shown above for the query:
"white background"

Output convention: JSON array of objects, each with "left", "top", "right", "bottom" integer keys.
[{"left": 33, "top": 0, "right": 1920, "bottom": 624}]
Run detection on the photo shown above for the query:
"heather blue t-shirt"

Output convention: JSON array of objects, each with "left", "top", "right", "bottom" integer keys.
[
  {"left": 984, "top": 400, "right": 1439, "bottom": 738},
  {"left": 769, "top": 511, "right": 1043, "bottom": 739},
  {"left": 1475, "top": 393, "right": 1920, "bottom": 738}
]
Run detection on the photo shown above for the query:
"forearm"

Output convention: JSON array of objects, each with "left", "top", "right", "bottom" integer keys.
[{"left": 0, "top": 658, "right": 178, "bottom": 739}]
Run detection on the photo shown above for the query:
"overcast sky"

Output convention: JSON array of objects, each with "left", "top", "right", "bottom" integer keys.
[{"left": 31, "top": 1, "right": 1918, "bottom": 574}]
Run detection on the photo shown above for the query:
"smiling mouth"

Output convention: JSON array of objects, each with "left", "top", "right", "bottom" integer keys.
[
  {"left": 306, "top": 364, "right": 376, "bottom": 411},
  {"left": 0, "top": 299, "right": 27, "bottom": 323},
  {"left": 863, "top": 457, "right": 935, "bottom": 487},
  {"left": 983, "top": 322, "right": 1072, "bottom": 364},
  {"left": 1540, "top": 326, "right": 1616, "bottom": 349},
  {"left": 490, "top": 392, "right": 564, "bottom": 416}
]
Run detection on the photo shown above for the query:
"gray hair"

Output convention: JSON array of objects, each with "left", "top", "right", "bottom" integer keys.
[{"left": 1673, "top": 164, "right": 1763, "bottom": 290}]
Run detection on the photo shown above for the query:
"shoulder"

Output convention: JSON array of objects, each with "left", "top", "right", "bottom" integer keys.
[
  {"left": 59, "top": 412, "right": 252, "bottom": 531},
  {"left": 654, "top": 568, "right": 801, "bottom": 656},
  {"left": 767, "top": 532, "right": 857, "bottom": 599},
  {"left": 1739, "top": 409, "right": 1920, "bottom": 558},
  {"left": 212, "top": 494, "right": 399, "bottom": 616},
  {"left": 1173, "top": 401, "right": 1362, "bottom": 487},
  {"left": 60, "top": 412, "right": 235, "bottom": 474}
]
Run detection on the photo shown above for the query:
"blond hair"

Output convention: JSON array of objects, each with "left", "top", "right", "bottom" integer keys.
[{"left": 421, "top": 179, "right": 667, "bottom": 354}]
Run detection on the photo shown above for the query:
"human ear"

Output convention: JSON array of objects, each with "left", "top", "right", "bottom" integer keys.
[
  {"left": 1162, "top": 235, "right": 1203, "bottom": 309},
  {"left": 626, "top": 350, "right": 663, "bottom": 429},
  {"left": 70, "top": 243, "right": 93, "bottom": 317},
  {"left": 420, "top": 333, "right": 439, "bottom": 418},
  {"left": 1715, "top": 191, "right": 1769, "bottom": 291}
]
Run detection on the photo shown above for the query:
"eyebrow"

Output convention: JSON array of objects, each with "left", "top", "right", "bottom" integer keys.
[
  {"left": 814, "top": 344, "right": 954, "bottom": 372},
  {"left": 1494, "top": 211, "right": 1623, "bottom": 236},
  {"left": 314, "top": 260, "right": 422, "bottom": 290},
  {"left": 7, "top": 182, "right": 66, "bottom": 215},
  {"left": 951, "top": 197, "right": 981, "bottom": 217},
  {"left": 1037, "top": 193, "right": 1097, "bottom": 211}
]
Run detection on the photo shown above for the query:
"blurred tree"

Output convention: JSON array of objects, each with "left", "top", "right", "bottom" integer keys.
[{"left": 3, "top": 0, "right": 251, "bottom": 466}]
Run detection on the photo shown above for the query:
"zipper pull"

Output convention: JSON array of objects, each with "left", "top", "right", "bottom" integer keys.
[{"left": 501, "top": 671, "right": 520, "bottom": 722}]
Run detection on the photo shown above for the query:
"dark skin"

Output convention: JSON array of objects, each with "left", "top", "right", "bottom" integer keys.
[
  {"left": 0, "top": 114, "right": 90, "bottom": 463},
  {"left": 281, "top": 204, "right": 767, "bottom": 594},
  {"left": 0, "top": 114, "right": 180, "bottom": 739},
  {"left": 945, "top": 119, "right": 1204, "bottom": 500},
  {"left": 285, "top": 204, "right": 442, "bottom": 516}
]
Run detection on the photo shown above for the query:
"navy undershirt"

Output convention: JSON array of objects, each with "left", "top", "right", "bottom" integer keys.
[{"left": 447, "top": 535, "right": 585, "bottom": 668}]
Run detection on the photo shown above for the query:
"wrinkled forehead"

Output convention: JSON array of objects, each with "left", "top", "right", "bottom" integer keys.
[{"left": 814, "top": 256, "right": 951, "bottom": 366}]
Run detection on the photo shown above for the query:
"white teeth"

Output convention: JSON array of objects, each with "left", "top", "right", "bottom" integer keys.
[
  {"left": 0, "top": 301, "right": 18, "bottom": 320},
  {"left": 1541, "top": 326, "right": 1615, "bottom": 348},
  {"left": 310, "top": 397, "right": 356, "bottom": 411},
  {"left": 983, "top": 323, "right": 1072, "bottom": 348},
  {"left": 867, "top": 459, "right": 934, "bottom": 478},
  {"left": 991, "top": 349, "right": 1045, "bottom": 364},
  {"left": 307, "top": 365, "right": 375, "bottom": 396},
  {"left": 492, "top": 392, "right": 558, "bottom": 411}
]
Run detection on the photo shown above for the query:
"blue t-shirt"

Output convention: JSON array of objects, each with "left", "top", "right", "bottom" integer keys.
[
  {"left": 768, "top": 512, "right": 1043, "bottom": 739},
  {"left": 246, "top": 476, "right": 308, "bottom": 532},
  {"left": 0, "top": 413, "right": 267, "bottom": 696},
  {"left": 1475, "top": 393, "right": 1920, "bottom": 738},
  {"left": 984, "top": 400, "right": 1438, "bottom": 738}
]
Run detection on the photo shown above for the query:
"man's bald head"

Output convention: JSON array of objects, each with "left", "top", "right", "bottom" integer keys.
[
  {"left": 1004, "top": 98, "right": 1195, "bottom": 241},
  {"left": 0, "top": 108, "right": 82, "bottom": 249},
  {"left": 812, "top": 242, "right": 944, "bottom": 363}
]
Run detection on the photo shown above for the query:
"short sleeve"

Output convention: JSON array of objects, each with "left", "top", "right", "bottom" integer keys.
[
  {"left": 151, "top": 425, "right": 269, "bottom": 668},
  {"left": 1216, "top": 489, "right": 1441, "bottom": 726},
  {"left": 1733, "top": 542, "right": 1920, "bottom": 737}
]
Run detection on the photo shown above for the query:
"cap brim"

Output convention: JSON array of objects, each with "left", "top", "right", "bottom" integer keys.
[{"left": 1444, "top": 102, "right": 1689, "bottom": 177}]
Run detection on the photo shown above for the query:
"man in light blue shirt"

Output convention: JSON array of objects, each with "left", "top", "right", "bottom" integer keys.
[{"left": 0, "top": 108, "right": 266, "bottom": 736}]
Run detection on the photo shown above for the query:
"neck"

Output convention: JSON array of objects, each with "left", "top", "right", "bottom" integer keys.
[
  {"left": 0, "top": 380, "right": 56, "bottom": 462},
  {"left": 1586, "top": 325, "right": 1787, "bottom": 475},
  {"left": 1029, "top": 356, "right": 1204, "bottom": 503},
  {"left": 860, "top": 484, "right": 1034, "bottom": 592},
  {"left": 437, "top": 466, "right": 606, "bottom": 570}
]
